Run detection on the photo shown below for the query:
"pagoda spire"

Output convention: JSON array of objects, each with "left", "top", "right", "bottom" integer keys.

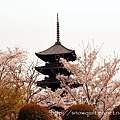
[{"left": 56, "top": 13, "right": 61, "bottom": 44}]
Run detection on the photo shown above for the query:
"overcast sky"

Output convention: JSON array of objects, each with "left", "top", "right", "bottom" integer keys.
[{"left": 0, "top": 0, "right": 120, "bottom": 60}]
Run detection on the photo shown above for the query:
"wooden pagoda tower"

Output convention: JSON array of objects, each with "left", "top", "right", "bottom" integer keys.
[{"left": 35, "top": 13, "right": 76, "bottom": 91}]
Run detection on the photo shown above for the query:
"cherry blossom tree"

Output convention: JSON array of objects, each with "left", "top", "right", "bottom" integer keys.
[
  {"left": 56, "top": 43, "right": 120, "bottom": 120},
  {"left": 0, "top": 46, "right": 63, "bottom": 119},
  {"left": 0, "top": 47, "right": 28, "bottom": 119},
  {"left": 30, "top": 43, "right": 120, "bottom": 120},
  {"left": 1, "top": 44, "right": 120, "bottom": 120},
  {"left": 0, "top": 47, "right": 41, "bottom": 120}
]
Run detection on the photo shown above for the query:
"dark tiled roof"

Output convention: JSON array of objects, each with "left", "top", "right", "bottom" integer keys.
[{"left": 35, "top": 41, "right": 74, "bottom": 55}]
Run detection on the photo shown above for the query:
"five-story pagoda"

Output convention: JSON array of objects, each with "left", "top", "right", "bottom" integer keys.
[{"left": 35, "top": 13, "right": 76, "bottom": 91}]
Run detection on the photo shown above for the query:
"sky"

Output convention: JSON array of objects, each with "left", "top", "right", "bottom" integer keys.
[{"left": 0, "top": 0, "right": 120, "bottom": 61}]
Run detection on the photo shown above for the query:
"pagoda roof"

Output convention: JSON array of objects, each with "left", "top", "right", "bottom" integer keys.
[
  {"left": 35, "top": 41, "right": 75, "bottom": 56},
  {"left": 37, "top": 79, "right": 61, "bottom": 91},
  {"left": 35, "top": 43, "right": 76, "bottom": 62},
  {"left": 35, "top": 64, "right": 71, "bottom": 76}
]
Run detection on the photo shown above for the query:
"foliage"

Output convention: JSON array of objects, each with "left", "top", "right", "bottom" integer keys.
[
  {"left": 109, "top": 105, "right": 120, "bottom": 120},
  {"left": 17, "top": 103, "right": 52, "bottom": 120},
  {"left": 62, "top": 104, "right": 98, "bottom": 120},
  {"left": 0, "top": 83, "right": 25, "bottom": 119}
]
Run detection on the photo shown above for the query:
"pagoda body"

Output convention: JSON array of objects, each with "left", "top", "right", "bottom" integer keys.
[{"left": 35, "top": 13, "right": 76, "bottom": 91}]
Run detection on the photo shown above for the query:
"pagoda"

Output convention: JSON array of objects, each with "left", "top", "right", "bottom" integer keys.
[{"left": 35, "top": 13, "right": 76, "bottom": 91}]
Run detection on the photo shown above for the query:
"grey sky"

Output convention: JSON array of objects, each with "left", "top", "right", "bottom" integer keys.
[{"left": 0, "top": 0, "right": 120, "bottom": 60}]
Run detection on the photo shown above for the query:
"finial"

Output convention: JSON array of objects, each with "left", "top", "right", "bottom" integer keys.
[
  {"left": 57, "top": 13, "right": 59, "bottom": 22},
  {"left": 56, "top": 13, "right": 61, "bottom": 44}
]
